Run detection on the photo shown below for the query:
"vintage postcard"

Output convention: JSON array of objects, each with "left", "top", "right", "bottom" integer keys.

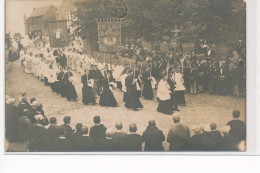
[{"left": 5, "top": 0, "right": 247, "bottom": 153}]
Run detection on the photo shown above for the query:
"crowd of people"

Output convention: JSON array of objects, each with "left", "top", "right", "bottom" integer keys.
[
  {"left": 120, "top": 39, "right": 246, "bottom": 98},
  {"left": 5, "top": 93, "right": 246, "bottom": 152},
  {"left": 19, "top": 40, "right": 189, "bottom": 114}
]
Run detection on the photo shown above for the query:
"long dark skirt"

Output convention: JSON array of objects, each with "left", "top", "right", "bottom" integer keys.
[
  {"left": 82, "top": 84, "right": 96, "bottom": 105},
  {"left": 124, "top": 89, "right": 143, "bottom": 109},
  {"left": 65, "top": 82, "right": 78, "bottom": 100},
  {"left": 123, "top": 92, "right": 127, "bottom": 102},
  {"left": 143, "top": 81, "right": 154, "bottom": 100},
  {"left": 49, "top": 82, "right": 58, "bottom": 92},
  {"left": 175, "top": 91, "right": 186, "bottom": 106},
  {"left": 99, "top": 87, "right": 117, "bottom": 107},
  {"left": 157, "top": 99, "right": 173, "bottom": 115}
]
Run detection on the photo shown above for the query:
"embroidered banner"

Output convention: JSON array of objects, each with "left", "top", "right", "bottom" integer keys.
[
  {"left": 97, "top": 18, "right": 121, "bottom": 53},
  {"left": 47, "top": 20, "right": 69, "bottom": 47}
]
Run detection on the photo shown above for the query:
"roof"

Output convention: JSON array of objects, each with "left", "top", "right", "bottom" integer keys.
[
  {"left": 29, "top": 5, "right": 54, "bottom": 18},
  {"left": 56, "top": 0, "right": 90, "bottom": 14}
]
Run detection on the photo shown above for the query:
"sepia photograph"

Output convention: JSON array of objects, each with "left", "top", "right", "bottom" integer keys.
[{"left": 5, "top": 0, "right": 247, "bottom": 153}]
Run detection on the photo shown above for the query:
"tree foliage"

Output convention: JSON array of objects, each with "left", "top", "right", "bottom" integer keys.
[{"left": 71, "top": 0, "right": 246, "bottom": 44}]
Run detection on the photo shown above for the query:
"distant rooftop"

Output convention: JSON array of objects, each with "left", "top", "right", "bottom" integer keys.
[{"left": 29, "top": 5, "right": 55, "bottom": 18}]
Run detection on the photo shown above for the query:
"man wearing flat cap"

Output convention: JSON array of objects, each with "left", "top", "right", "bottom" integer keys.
[
  {"left": 142, "top": 120, "right": 165, "bottom": 151},
  {"left": 167, "top": 114, "right": 190, "bottom": 151}
]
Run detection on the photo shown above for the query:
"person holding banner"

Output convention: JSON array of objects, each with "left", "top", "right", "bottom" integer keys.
[{"left": 124, "top": 69, "right": 143, "bottom": 111}]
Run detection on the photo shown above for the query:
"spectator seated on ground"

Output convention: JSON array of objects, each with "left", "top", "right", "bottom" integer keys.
[
  {"left": 45, "top": 117, "right": 59, "bottom": 151},
  {"left": 124, "top": 123, "right": 142, "bottom": 151},
  {"left": 89, "top": 116, "right": 107, "bottom": 140},
  {"left": 61, "top": 116, "right": 73, "bottom": 139},
  {"left": 106, "top": 121, "right": 127, "bottom": 151},
  {"left": 53, "top": 126, "right": 72, "bottom": 152},
  {"left": 227, "top": 110, "right": 246, "bottom": 141},
  {"left": 208, "top": 123, "right": 222, "bottom": 145},
  {"left": 187, "top": 125, "right": 217, "bottom": 151},
  {"left": 142, "top": 120, "right": 165, "bottom": 151},
  {"left": 75, "top": 126, "right": 94, "bottom": 151}
]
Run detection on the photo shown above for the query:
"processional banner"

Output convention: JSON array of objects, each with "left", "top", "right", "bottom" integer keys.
[
  {"left": 97, "top": 18, "right": 121, "bottom": 53},
  {"left": 47, "top": 20, "right": 69, "bottom": 48}
]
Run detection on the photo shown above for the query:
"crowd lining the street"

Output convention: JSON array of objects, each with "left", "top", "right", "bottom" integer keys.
[{"left": 6, "top": 93, "right": 246, "bottom": 152}]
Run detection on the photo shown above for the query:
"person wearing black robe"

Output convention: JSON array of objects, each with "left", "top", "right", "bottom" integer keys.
[
  {"left": 53, "top": 126, "right": 73, "bottom": 152},
  {"left": 75, "top": 126, "right": 94, "bottom": 151},
  {"left": 167, "top": 72, "right": 179, "bottom": 111},
  {"left": 124, "top": 124, "right": 142, "bottom": 151},
  {"left": 89, "top": 65, "right": 98, "bottom": 96},
  {"left": 57, "top": 68, "right": 65, "bottom": 96},
  {"left": 28, "top": 119, "right": 47, "bottom": 152},
  {"left": 60, "top": 52, "right": 67, "bottom": 69},
  {"left": 99, "top": 76, "right": 117, "bottom": 107},
  {"left": 81, "top": 70, "right": 96, "bottom": 105},
  {"left": 64, "top": 69, "right": 78, "bottom": 101},
  {"left": 45, "top": 117, "right": 59, "bottom": 151},
  {"left": 124, "top": 70, "right": 143, "bottom": 111},
  {"left": 217, "top": 63, "right": 229, "bottom": 96},
  {"left": 142, "top": 69, "right": 154, "bottom": 100},
  {"left": 142, "top": 120, "right": 165, "bottom": 151},
  {"left": 95, "top": 65, "right": 103, "bottom": 96}
]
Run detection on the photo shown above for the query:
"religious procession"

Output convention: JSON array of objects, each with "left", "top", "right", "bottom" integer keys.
[{"left": 5, "top": 0, "right": 246, "bottom": 152}]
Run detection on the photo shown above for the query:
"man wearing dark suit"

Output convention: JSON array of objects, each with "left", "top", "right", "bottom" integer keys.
[
  {"left": 142, "top": 120, "right": 165, "bottom": 151},
  {"left": 124, "top": 124, "right": 142, "bottom": 151},
  {"left": 28, "top": 117, "right": 47, "bottom": 152},
  {"left": 45, "top": 117, "right": 59, "bottom": 151},
  {"left": 61, "top": 116, "right": 73, "bottom": 139},
  {"left": 70, "top": 123, "right": 83, "bottom": 150},
  {"left": 187, "top": 126, "right": 217, "bottom": 151},
  {"left": 53, "top": 126, "right": 73, "bottom": 152},
  {"left": 89, "top": 116, "right": 107, "bottom": 140},
  {"left": 106, "top": 122, "right": 127, "bottom": 151},
  {"left": 208, "top": 123, "right": 222, "bottom": 145},
  {"left": 227, "top": 110, "right": 246, "bottom": 142},
  {"left": 75, "top": 126, "right": 94, "bottom": 151}
]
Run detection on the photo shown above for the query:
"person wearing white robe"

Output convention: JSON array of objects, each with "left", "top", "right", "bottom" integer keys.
[
  {"left": 157, "top": 75, "right": 173, "bottom": 115},
  {"left": 48, "top": 64, "right": 58, "bottom": 92},
  {"left": 173, "top": 68, "right": 186, "bottom": 106}
]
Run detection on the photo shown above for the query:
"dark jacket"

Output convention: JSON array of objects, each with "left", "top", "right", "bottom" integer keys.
[
  {"left": 124, "top": 133, "right": 142, "bottom": 151},
  {"left": 142, "top": 126, "right": 165, "bottom": 151}
]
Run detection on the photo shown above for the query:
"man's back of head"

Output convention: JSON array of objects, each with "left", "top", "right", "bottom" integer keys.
[
  {"left": 129, "top": 123, "right": 137, "bottom": 133},
  {"left": 93, "top": 116, "right": 101, "bottom": 124}
]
